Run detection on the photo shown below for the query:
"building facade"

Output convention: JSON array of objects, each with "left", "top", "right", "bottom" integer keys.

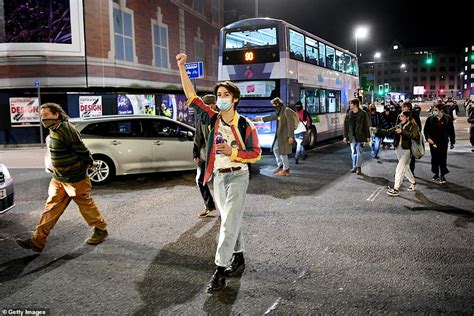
[
  {"left": 359, "top": 45, "right": 464, "bottom": 102},
  {"left": 0, "top": 0, "right": 223, "bottom": 145},
  {"left": 462, "top": 45, "right": 474, "bottom": 100}
]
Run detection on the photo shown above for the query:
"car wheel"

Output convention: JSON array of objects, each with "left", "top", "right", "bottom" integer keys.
[
  {"left": 88, "top": 156, "right": 115, "bottom": 184},
  {"left": 306, "top": 125, "right": 317, "bottom": 149}
]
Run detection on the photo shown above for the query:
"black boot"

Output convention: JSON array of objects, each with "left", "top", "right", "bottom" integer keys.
[
  {"left": 224, "top": 252, "right": 245, "bottom": 277},
  {"left": 206, "top": 266, "right": 226, "bottom": 293}
]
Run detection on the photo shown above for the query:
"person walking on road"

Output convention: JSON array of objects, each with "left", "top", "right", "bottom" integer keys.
[
  {"left": 177, "top": 53, "right": 261, "bottom": 293},
  {"left": 424, "top": 103, "right": 456, "bottom": 184},
  {"left": 256, "top": 97, "right": 295, "bottom": 176},
  {"left": 397, "top": 102, "right": 422, "bottom": 176},
  {"left": 367, "top": 103, "right": 382, "bottom": 159},
  {"left": 16, "top": 103, "right": 108, "bottom": 253},
  {"left": 376, "top": 111, "right": 420, "bottom": 196},
  {"left": 193, "top": 95, "right": 218, "bottom": 218},
  {"left": 343, "top": 98, "right": 370, "bottom": 175},
  {"left": 294, "top": 101, "right": 311, "bottom": 164}
]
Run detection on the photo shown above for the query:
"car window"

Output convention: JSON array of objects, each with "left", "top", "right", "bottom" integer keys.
[
  {"left": 82, "top": 120, "right": 143, "bottom": 137},
  {"left": 150, "top": 120, "right": 189, "bottom": 138}
]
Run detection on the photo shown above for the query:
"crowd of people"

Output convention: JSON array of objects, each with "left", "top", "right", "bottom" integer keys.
[
  {"left": 343, "top": 97, "right": 457, "bottom": 197},
  {"left": 14, "top": 50, "right": 467, "bottom": 294}
]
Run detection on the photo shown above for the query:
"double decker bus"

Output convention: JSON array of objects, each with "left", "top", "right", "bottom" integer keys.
[{"left": 218, "top": 18, "right": 359, "bottom": 148}]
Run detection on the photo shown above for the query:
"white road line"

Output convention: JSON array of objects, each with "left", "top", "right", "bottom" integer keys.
[
  {"left": 193, "top": 218, "right": 217, "bottom": 238},
  {"left": 367, "top": 187, "right": 384, "bottom": 202},
  {"left": 264, "top": 297, "right": 281, "bottom": 315}
]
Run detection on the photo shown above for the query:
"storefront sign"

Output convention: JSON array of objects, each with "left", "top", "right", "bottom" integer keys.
[
  {"left": 9, "top": 97, "right": 40, "bottom": 123},
  {"left": 79, "top": 96, "right": 102, "bottom": 117}
]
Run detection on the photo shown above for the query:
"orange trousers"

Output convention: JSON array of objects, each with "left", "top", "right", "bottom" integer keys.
[{"left": 32, "top": 176, "right": 107, "bottom": 249}]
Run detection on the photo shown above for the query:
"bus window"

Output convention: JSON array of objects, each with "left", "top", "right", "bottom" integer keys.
[
  {"left": 319, "top": 43, "right": 326, "bottom": 67},
  {"left": 352, "top": 59, "right": 359, "bottom": 76},
  {"left": 225, "top": 27, "right": 277, "bottom": 50},
  {"left": 289, "top": 29, "right": 304, "bottom": 61},
  {"left": 335, "top": 50, "right": 344, "bottom": 72},
  {"left": 328, "top": 91, "right": 336, "bottom": 112},
  {"left": 305, "top": 37, "right": 318, "bottom": 65},
  {"left": 326, "top": 46, "right": 335, "bottom": 70},
  {"left": 319, "top": 89, "right": 327, "bottom": 113},
  {"left": 343, "top": 54, "right": 352, "bottom": 74},
  {"left": 305, "top": 89, "right": 317, "bottom": 114}
]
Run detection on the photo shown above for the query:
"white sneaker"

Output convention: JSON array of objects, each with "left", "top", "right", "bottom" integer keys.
[
  {"left": 407, "top": 183, "right": 416, "bottom": 192},
  {"left": 387, "top": 188, "right": 400, "bottom": 196}
]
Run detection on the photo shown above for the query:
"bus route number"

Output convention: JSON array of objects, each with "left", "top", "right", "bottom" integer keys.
[{"left": 244, "top": 51, "right": 254, "bottom": 62}]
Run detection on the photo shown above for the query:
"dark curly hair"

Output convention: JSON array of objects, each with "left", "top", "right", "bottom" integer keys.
[{"left": 40, "top": 103, "right": 70, "bottom": 121}]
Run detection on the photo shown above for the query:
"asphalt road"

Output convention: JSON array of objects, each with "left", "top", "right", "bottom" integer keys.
[{"left": 1, "top": 117, "right": 473, "bottom": 315}]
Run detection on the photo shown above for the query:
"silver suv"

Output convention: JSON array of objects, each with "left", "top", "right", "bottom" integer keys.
[{"left": 72, "top": 115, "right": 196, "bottom": 183}]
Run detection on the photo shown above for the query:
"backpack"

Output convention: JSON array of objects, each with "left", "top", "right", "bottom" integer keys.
[{"left": 411, "top": 132, "right": 425, "bottom": 159}]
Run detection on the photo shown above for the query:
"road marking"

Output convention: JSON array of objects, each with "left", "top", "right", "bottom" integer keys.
[
  {"left": 264, "top": 297, "right": 281, "bottom": 315},
  {"left": 367, "top": 187, "right": 383, "bottom": 202},
  {"left": 193, "top": 218, "right": 217, "bottom": 238}
]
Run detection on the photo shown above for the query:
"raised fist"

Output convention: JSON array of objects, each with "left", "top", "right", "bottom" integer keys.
[{"left": 176, "top": 53, "right": 187, "bottom": 66}]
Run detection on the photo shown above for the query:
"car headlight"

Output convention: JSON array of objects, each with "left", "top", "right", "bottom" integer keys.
[{"left": 0, "top": 164, "right": 12, "bottom": 181}]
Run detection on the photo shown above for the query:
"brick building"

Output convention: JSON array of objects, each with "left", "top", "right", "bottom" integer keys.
[{"left": 0, "top": 0, "right": 223, "bottom": 145}]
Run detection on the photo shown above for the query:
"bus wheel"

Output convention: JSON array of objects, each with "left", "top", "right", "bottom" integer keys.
[{"left": 307, "top": 125, "right": 317, "bottom": 149}]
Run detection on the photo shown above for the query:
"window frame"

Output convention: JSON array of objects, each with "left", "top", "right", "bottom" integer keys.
[
  {"left": 113, "top": 6, "right": 136, "bottom": 62},
  {"left": 152, "top": 22, "right": 169, "bottom": 69}
]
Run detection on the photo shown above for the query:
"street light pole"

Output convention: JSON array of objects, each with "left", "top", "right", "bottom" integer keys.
[
  {"left": 354, "top": 26, "right": 368, "bottom": 57},
  {"left": 255, "top": 0, "right": 258, "bottom": 17}
]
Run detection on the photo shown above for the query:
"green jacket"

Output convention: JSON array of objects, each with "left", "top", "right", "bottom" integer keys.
[
  {"left": 48, "top": 121, "right": 93, "bottom": 183},
  {"left": 378, "top": 122, "right": 419, "bottom": 149}
]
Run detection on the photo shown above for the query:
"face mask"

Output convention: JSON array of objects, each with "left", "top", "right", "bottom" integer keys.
[
  {"left": 432, "top": 110, "right": 439, "bottom": 116},
  {"left": 216, "top": 98, "right": 233, "bottom": 112},
  {"left": 41, "top": 118, "right": 59, "bottom": 129}
]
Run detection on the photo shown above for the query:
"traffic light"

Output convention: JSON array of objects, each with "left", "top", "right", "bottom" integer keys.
[
  {"left": 378, "top": 84, "right": 384, "bottom": 96},
  {"left": 384, "top": 83, "right": 390, "bottom": 93},
  {"left": 425, "top": 53, "right": 433, "bottom": 65},
  {"left": 470, "top": 53, "right": 474, "bottom": 62}
]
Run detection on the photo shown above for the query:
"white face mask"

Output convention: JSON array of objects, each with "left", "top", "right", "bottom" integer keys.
[
  {"left": 216, "top": 98, "right": 233, "bottom": 112},
  {"left": 432, "top": 110, "right": 439, "bottom": 116}
]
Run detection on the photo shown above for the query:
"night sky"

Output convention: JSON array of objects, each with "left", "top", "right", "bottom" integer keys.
[{"left": 224, "top": 0, "right": 470, "bottom": 59}]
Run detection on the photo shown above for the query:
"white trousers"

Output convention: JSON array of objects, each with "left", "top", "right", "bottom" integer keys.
[{"left": 394, "top": 145, "right": 416, "bottom": 190}]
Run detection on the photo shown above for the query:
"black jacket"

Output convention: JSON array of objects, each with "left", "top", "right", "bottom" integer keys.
[{"left": 424, "top": 113, "right": 455, "bottom": 146}]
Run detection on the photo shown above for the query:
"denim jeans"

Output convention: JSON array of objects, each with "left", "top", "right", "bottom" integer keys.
[
  {"left": 273, "top": 140, "right": 289, "bottom": 170},
  {"left": 196, "top": 160, "right": 215, "bottom": 210},
  {"left": 213, "top": 168, "right": 249, "bottom": 267},
  {"left": 370, "top": 135, "right": 381, "bottom": 158},
  {"left": 350, "top": 141, "right": 363, "bottom": 168},
  {"left": 295, "top": 132, "right": 305, "bottom": 159}
]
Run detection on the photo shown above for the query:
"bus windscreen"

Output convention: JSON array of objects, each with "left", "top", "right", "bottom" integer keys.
[{"left": 225, "top": 27, "right": 277, "bottom": 50}]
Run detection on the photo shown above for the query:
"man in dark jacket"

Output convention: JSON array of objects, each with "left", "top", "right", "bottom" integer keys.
[
  {"left": 193, "top": 95, "right": 217, "bottom": 218},
  {"left": 343, "top": 98, "right": 371, "bottom": 175},
  {"left": 367, "top": 103, "right": 382, "bottom": 158},
  {"left": 424, "top": 103, "right": 455, "bottom": 184}
]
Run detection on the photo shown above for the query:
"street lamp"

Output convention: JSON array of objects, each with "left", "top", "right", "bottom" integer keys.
[
  {"left": 354, "top": 26, "right": 369, "bottom": 57},
  {"left": 374, "top": 52, "right": 381, "bottom": 59}
]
